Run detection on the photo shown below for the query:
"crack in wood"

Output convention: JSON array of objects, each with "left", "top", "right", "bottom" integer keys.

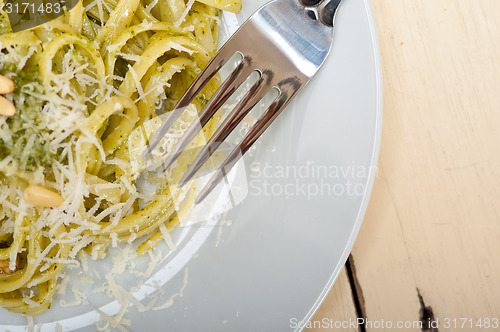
[
  {"left": 417, "top": 288, "right": 439, "bottom": 332},
  {"left": 346, "top": 255, "right": 367, "bottom": 332}
]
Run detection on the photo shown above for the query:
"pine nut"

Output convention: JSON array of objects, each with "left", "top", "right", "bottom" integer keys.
[
  {"left": 0, "top": 75, "right": 15, "bottom": 94},
  {"left": 23, "top": 185, "right": 65, "bottom": 208},
  {"left": 0, "top": 256, "right": 19, "bottom": 274},
  {"left": 0, "top": 96, "right": 16, "bottom": 117}
]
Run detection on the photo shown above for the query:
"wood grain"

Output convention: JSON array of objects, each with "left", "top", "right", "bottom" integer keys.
[{"left": 310, "top": 0, "right": 500, "bottom": 331}]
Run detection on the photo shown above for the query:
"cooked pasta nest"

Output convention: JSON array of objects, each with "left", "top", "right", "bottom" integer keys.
[{"left": 0, "top": 0, "right": 241, "bottom": 315}]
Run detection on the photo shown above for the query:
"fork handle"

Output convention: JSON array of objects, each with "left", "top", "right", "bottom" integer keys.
[
  {"left": 298, "top": 0, "right": 342, "bottom": 27},
  {"left": 318, "top": 0, "right": 342, "bottom": 26},
  {"left": 299, "top": 0, "right": 322, "bottom": 5}
]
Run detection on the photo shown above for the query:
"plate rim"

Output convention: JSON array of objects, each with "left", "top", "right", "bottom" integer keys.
[{"left": 297, "top": 0, "right": 383, "bottom": 329}]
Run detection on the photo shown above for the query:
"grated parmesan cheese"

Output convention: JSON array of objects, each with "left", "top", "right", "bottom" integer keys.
[{"left": 159, "top": 223, "right": 177, "bottom": 251}]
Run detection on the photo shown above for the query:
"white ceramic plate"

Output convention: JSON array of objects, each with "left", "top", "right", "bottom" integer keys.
[{"left": 1, "top": 0, "right": 382, "bottom": 330}]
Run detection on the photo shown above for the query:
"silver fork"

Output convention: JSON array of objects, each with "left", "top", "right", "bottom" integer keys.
[{"left": 145, "top": 0, "right": 343, "bottom": 203}]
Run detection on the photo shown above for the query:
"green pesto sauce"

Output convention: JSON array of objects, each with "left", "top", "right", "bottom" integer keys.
[{"left": 0, "top": 63, "right": 60, "bottom": 172}]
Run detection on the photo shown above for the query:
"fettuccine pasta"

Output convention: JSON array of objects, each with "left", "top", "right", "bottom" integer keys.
[{"left": 0, "top": 0, "right": 241, "bottom": 315}]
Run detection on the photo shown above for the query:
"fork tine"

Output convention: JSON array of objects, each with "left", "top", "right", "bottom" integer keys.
[
  {"left": 144, "top": 49, "right": 239, "bottom": 157},
  {"left": 195, "top": 80, "right": 303, "bottom": 204},
  {"left": 178, "top": 72, "right": 271, "bottom": 186},
  {"left": 160, "top": 57, "right": 256, "bottom": 170}
]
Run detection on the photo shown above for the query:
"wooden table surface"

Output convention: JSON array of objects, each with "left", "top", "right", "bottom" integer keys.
[{"left": 308, "top": 1, "right": 500, "bottom": 331}]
